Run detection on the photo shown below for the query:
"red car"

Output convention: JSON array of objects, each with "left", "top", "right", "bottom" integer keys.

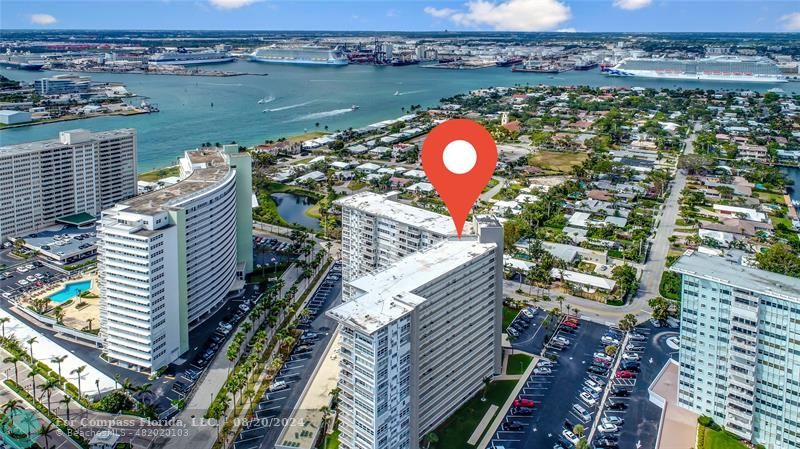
[
  {"left": 562, "top": 321, "right": 578, "bottom": 329},
  {"left": 513, "top": 398, "right": 535, "bottom": 408},
  {"left": 615, "top": 370, "right": 636, "bottom": 379},
  {"left": 593, "top": 357, "right": 611, "bottom": 365}
]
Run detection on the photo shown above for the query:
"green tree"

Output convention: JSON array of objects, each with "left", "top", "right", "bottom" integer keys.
[
  {"left": 423, "top": 432, "right": 439, "bottom": 449},
  {"left": 618, "top": 313, "right": 638, "bottom": 332}
]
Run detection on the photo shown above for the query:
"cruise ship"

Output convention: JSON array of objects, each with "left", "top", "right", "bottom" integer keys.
[
  {"left": 149, "top": 50, "right": 234, "bottom": 65},
  {"left": 0, "top": 54, "right": 45, "bottom": 70},
  {"left": 606, "top": 56, "right": 786, "bottom": 83},
  {"left": 249, "top": 46, "right": 348, "bottom": 66}
]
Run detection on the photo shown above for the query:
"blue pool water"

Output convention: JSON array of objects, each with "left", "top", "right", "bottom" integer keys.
[{"left": 49, "top": 280, "right": 92, "bottom": 303}]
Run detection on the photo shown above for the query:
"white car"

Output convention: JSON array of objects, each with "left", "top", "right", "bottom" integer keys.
[
  {"left": 584, "top": 379, "right": 603, "bottom": 393},
  {"left": 268, "top": 380, "right": 288, "bottom": 392},
  {"left": 561, "top": 429, "right": 579, "bottom": 445},
  {"left": 597, "top": 422, "right": 619, "bottom": 433},
  {"left": 17, "top": 280, "right": 28, "bottom": 286},
  {"left": 601, "top": 336, "right": 620, "bottom": 345},
  {"left": 533, "top": 367, "right": 552, "bottom": 375},
  {"left": 622, "top": 352, "right": 640, "bottom": 361},
  {"left": 554, "top": 336, "right": 571, "bottom": 346},
  {"left": 522, "top": 308, "right": 536, "bottom": 318},
  {"left": 602, "top": 416, "right": 624, "bottom": 427},
  {"left": 593, "top": 352, "right": 613, "bottom": 361},
  {"left": 1, "top": 293, "right": 12, "bottom": 299},
  {"left": 579, "top": 391, "right": 597, "bottom": 406}
]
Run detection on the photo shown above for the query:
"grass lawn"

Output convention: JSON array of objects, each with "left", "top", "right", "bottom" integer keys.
[
  {"left": 321, "top": 429, "right": 340, "bottom": 449},
  {"left": 703, "top": 427, "right": 749, "bottom": 449},
  {"left": 434, "top": 380, "right": 518, "bottom": 449},
  {"left": 756, "top": 191, "right": 786, "bottom": 205},
  {"left": 284, "top": 130, "right": 327, "bottom": 144},
  {"left": 348, "top": 180, "right": 368, "bottom": 191},
  {"left": 529, "top": 151, "right": 588, "bottom": 173},
  {"left": 138, "top": 165, "right": 180, "bottom": 182},
  {"left": 506, "top": 354, "right": 533, "bottom": 375},
  {"left": 503, "top": 306, "right": 519, "bottom": 329}
]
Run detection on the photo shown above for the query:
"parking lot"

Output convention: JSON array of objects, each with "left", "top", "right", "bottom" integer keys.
[
  {"left": 233, "top": 262, "right": 342, "bottom": 449},
  {"left": 0, "top": 253, "right": 67, "bottom": 301},
  {"left": 487, "top": 317, "right": 677, "bottom": 449}
]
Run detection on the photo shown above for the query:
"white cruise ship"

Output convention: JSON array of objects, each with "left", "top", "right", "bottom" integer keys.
[
  {"left": 249, "top": 46, "right": 348, "bottom": 66},
  {"left": 149, "top": 50, "right": 234, "bottom": 65},
  {"left": 606, "top": 56, "right": 787, "bottom": 83}
]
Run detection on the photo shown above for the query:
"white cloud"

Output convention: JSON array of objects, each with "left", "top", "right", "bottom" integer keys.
[
  {"left": 424, "top": 0, "right": 571, "bottom": 31},
  {"left": 424, "top": 6, "right": 456, "bottom": 18},
  {"left": 209, "top": 0, "right": 257, "bottom": 10},
  {"left": 557, "top": 27, "right": 576, "bottom": 33},
  {"left": 30, "top": 13, "right": 57, "bottom": 26},
  {"left": 613, "top": 0, "right": 653, "bottom": 10},
  {"left": 779, "top": 12, "right": 800, "bottom": 31}
]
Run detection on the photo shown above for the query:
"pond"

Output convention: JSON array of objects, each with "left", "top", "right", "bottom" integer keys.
[{"left": 271, "top": 192, "right": 320, "bottom": 230}]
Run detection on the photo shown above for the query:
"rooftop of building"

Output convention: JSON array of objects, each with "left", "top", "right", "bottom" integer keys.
[
  {"left": 0, "top": 128, "right": 135, "bottom": 157},
  {"left": 334, "top": 191, "right": 460, "bottom": 236},
  {"left": 327, "top": 240, "right": 495, "bottom": 334},
  {"left": 670, "top": 250, "right": 800, "bottom": 302},
  {"left": 119, "top": 149, "right": 231, "bottom": 215}
]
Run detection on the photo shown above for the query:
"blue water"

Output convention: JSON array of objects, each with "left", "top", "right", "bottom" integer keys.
[
  {"left": 1, "top": 61, "right": 796, "bottom": 172},
  {"left": 782, "top": 166, "right": 800, "bottom": 203},
  {"left": 49, "top": 280, "right": 92, "bottom": 303},
  {"left": 271, "top": 192, "right": 320, "bottom": 230}
]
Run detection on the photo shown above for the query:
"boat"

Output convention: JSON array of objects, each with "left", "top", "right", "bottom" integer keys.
[
  {"left": 262, "top": 109, "right": 269, "bottom": 113},
  {"left": 605, "top": 56, "right": 787, "bottom": 83},
  {"left": 350, "top": 105, "right": 359, "bottom": 110},
  {"left": 393, "top": 90, "right": 400, "bottom": 96},
  {"left": 249, "top": 46, "right": 348, "bottom": 66},
  {"left": 512, "top": 62, "right": 567, "bottom": 73},
  {"left": 495, "top": 57, "right": 524, "bottom": 67},
  {"left": 149, "top": 49, "right": 234, "bottom": 65},
  {"left": 0, "top": 53, "right": 45, "bottom": 70},
  {"left": 574, "top": 60, "right": 599, "bottom": 71}
]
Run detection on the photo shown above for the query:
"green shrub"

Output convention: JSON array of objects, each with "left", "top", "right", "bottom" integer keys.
[{"left": 698, "top": 415, "right": 713, "bottom": 427}]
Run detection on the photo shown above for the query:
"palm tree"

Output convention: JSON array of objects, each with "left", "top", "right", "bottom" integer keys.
[
  {"left": 28, "top": 366, "right": 40, "bottom": 399},
  {"left": 95, "top": 378, "right": 100, "bottom": 397},
  {"left": 319, "top": 405, "right": 332, "bottom": 448},
  {"left": 37, "top": 422, "right": 56, "bottom": 449},
  {"left": 71, "top": 365, "right": 86, "bottom": 397},
  {"left": 50, "top": 355, "right": 67, "bottom": 383},
  {"left": 557, "top": 295, "right": 565, "bottom": 314},
  {"left": 26, "top": 336, "right": 37, "bottom": 361},
  {"left": 4, "top": 355, "right": 20, "bottom": 384},
  {"left": 40, "top": 378, "right": 58, "bottom": 411},
  {"left": 480, "top": 376, "right": 492, "bottom": 402},
  {"left": 1, "top": 400, "right": 21, "bottom": 431},
  {"left": 423, "top": 432, "right": 439, "bottom": 449},
  {"left": 60, "top": 396, "right": 72, "bottom": 421},
  {"left": 0, "top": 317, "right": 9, "bottom": 340}
]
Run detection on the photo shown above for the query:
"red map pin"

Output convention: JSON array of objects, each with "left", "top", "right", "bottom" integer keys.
[{"left": 421, "top": 119, "right": 497, "bottom": 238}]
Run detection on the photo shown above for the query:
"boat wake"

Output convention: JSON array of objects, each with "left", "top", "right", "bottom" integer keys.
[
  {"left": 288, "top": 108, "right": 353, "bottom": 122},
  {"left": 395, "top": 89, "right": 427, "bottom": 96},
  {"left": 267, "top": 100, "right": 314, "bottom": 112},
  {"left": 261, "top": 95, "right": 275, "bottom": 104}
]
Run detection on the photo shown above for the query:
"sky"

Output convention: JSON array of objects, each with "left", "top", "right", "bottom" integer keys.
[{"left": 2, "top": 0, "right": 800, "bottom": 33}]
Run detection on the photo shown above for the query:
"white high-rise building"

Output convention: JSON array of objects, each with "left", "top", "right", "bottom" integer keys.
[
  {"left": 0, "top": 129, "right": 137, "bottom": 242},
  {"left": 328, "top": 240, "right": 501, "bottom": 449},
  {"left": 98, "top": 146, "right": 253, "bottom": 373},
  {"left": 335, "top": 191, "right": 460, "bottom": 301},
  {"left": 671, "top": 250, "right": 800, "bottom": 449}
]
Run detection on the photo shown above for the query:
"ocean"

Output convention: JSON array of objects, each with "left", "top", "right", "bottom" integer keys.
[{"left": 1, "top": 60, "right": 797, "bottom": 172}]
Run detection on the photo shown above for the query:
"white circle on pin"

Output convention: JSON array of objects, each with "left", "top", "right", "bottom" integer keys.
[{"left": 442, "top": 140, "right": 477, "bottom": 175}]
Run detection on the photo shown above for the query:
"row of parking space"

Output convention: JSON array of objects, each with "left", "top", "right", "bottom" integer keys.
[
  {"left": 488, "top": 316, "right": 660, "bottom": 449},
  {"left": 233, "top": 262, "right": 342, "bottom": 449},
  {"left": 0, "top": 259, "right": 66, "bottom": 300}
]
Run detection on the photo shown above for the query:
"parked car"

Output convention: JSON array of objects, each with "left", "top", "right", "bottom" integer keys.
[
  {"left": 553, "top": 336, "right": 571, "bottom": 346},
  {"left": 595, "top": 438, "right": 619, "bottom": 448},
  {"left": 510, "top": 407, "right": 533, "bottom": 416},
  {"left": 587, "top": 365, "right": 608, "bottom": 375},
  {"left": 533, "top": 367, "right": 552, "bottom": 375},
  {"left": 593, "top": 357, "right": 612, "bottom": 366},
  {"left": 610, "top": 387, "right": 631, "bottom": 397},
  {"left": 269, "top": 380, "right": 288, "bottom": 392},
  {"left": 584, "top": 379, "right": 603, "bottom": 393},
  {"left": 602, "top": 416, "right": 625, "bottom": 426},
  {"left": 626, "top": 344, "right": 645, "bottom": 352},
  {"left": 615, "top": 370, "right": 636, "bottom": 379},
  {"left": 629, "top": 333, "right": 646, "bottom": 341},
  {"left": 559, "top": 326, "right": 576, "bottom": 334},
  {"left": 561, "top": 321, "right": 578, "bottom": 329},
  {"left": 507, "top": 327, "right": 520, "bottom": 337},
  {"left": 563, "top": 419, "right": 575, "bottom": 431},
  {"left": 572, "top": 403, "right": 592, "bottom": 421},
  {"left": 622, "top": 352, "right": 640, "bottom": 361},
  {"left": 606, "top": 399, "right": 628, "bottom": 410},
  {"left": 597, "top": 422, "right": 618, "bottom": 433},
  {"left": 513, "top": 398, "right": 535, "bottom": 408},
  {"left": 561, "top": 430, "right": 579, "bottom": 445},
  {"left": 601, "top": 336, "right": 620, "bottom": 345},
  {"left": 521, "top": 308, "right": 535, "bottom": 319},
  {"left": 620, "top": 363, "right": 640, "bottom": 372},
  {"left": 579, "top": 391, "right": 598, "bottom": 406},
  {"left": 593, "top": 352, "right": 613, "bottom": 361},
  {"left": 537, "top": 359, "right": 554, "bottom": 368},
  {"left": 502, "top": 421, "right": 524, "bottom": 431}
]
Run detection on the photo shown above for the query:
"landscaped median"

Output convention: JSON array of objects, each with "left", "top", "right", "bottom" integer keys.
[{"left": 433, "top": 380, "right": 518, "bottom": 449}]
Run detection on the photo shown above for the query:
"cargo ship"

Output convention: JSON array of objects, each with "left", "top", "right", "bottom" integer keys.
[
  {"left": 249, "top": 46, "right": 348, "bottom": 66},
  {"left": 511, "top": 62, "right": 568, "bottom": 73},
  {"left": 149, "top": 49, "right": 234, "bottom": 65},
  {"left": 574, "top": 60, "right": 599, "bottom": 71},
  {"left": 496, "top": 57, "right": 524, "bottom": 67},
  {"left": 0, "top": 54, "right": 45, "bottom": 70},
  {"left": 605, "top": 56, "right": 787, "bottom": 83}
]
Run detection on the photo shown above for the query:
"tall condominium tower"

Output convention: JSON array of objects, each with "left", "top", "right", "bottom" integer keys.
[
  {"left": 670, "top": 250, "right": 800, "bottom": 449},
  {"left": 0, "top": 129, "right": 137, "bottom": 242},
  {"left": 334, "top": 191, "right": 461, "bottom": 301},
  {"left": 98, "top": 146, "right": 253, "bottom": 373},
  {"left": 327, "top": 240, "right": 501, "bottom": 449}
]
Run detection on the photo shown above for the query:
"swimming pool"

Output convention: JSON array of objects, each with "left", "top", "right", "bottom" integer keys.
[{"left": 49, "top": 280, "right": 92, "bottom": 303}]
